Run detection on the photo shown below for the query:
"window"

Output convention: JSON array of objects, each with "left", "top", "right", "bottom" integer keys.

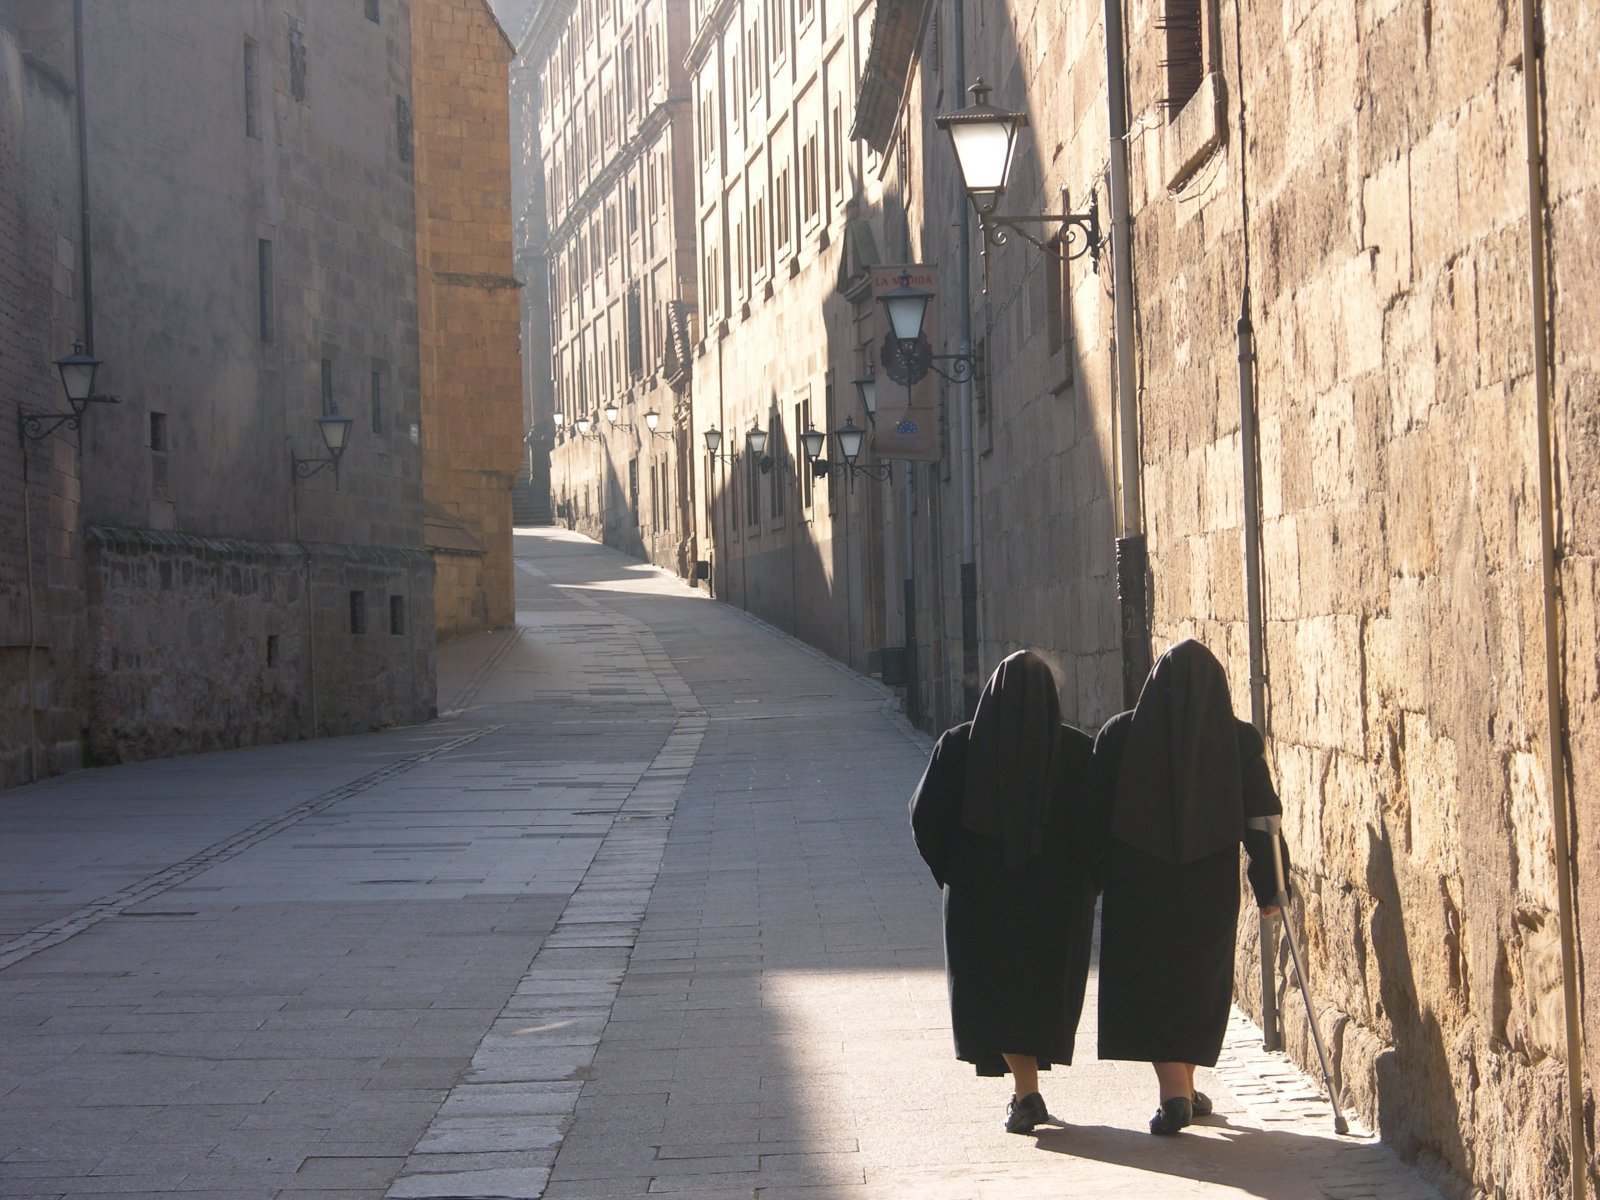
[
  {"left": 266, "top": 634, "right": 279, "bottom": 665},
  {"left": 798, "top": 0, "right": 814, "bottom": 27},
  {"left": 629, "top": 458, "right": 640, "bottom": 515},
  {"left": 1161, "top": 0, "right": 1204, "bottom": 112},
  {"left": 366, "top": 0, "right": 380, "bottom": 22},
  {"left": 396, "top": 95, "right": 413, "bottom": 163},
  {"left": 321, "top": 358, "right": 335, "bottom": 414},
  {"left": 149, "top": 411, "right": 168, "bottom": 453},
  {"left": 349, "top": 591, "right": 366, "bottom": 635},
  {"left": 370, "top": 367, "right": 384, "bottom": 433},
  {"left": 769, "top": 414, "right": 785, "bottom": 520},
  {"left": 775, "top": 165, "right": 791, "bottom": 254},
  {"left": 745, "top": 23, "right": 762, "bottom": 98},
  {"left": 257, "top": 239, "right": 273, "bottom": 342},
  {"left": 795, "top": 398, "right": 812, "bottom": 509},
  {"left": 389, "top": 595, "right": 405, "bottom": 635},
  {"left": 626, "top": 288, "right": 644, "bottom": 379},
  {"left": 288, "top": 19, "right": 306, "bottom": 102},
  {"left": 746, "top": 447, "right": 761, "bottom": 526},
  {"left": 243, "top": 40, "right": 260, "bottom": 138},
  {"left": 801, "top": 130, "right": 819, "bottom": 224},
  {"left": 830, "top": 99, "right": 844, "bottom": 202},
  {"left": 751, "top": 193, "right": 768, "bottom": 279},
  {"left": 770, "top": 0, "right": 787, "bottom": 61}
]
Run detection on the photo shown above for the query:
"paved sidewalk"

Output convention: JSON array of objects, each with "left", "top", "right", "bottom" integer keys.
[{"left": 0, "top": 528, "right": 1446, "bottom": 1199}]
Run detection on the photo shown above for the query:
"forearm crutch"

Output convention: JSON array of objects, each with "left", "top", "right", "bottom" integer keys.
[{"left": 1247, "top": 814, "right": 1350, "bottom": 1135}]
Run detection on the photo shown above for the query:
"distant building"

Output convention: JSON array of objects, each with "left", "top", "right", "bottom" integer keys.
[
  {"left": 523, "top": 0, "right": 699, "bottom": 576},
  {"left": 412, "top": 0, "right": 524, "bottom": 636},
  {"left": 2, "top": 1, "right": 436, "bottom": 784}
]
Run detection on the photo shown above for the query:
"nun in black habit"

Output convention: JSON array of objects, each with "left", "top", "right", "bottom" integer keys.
[
  {"left": 1085, "top": 639, "right": 1287, "bottom": 1135},
  {"left": 909, "top": 650, "right": 1098, "bottom": 1135}
]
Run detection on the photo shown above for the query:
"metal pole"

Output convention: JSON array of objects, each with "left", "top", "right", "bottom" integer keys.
[
  {"left": 1518, "top": 0, "right": 1589, "bottom": 1191},
  {"left": 953, "top": 0, "right": 979, "bottom": 719},
  {"left": 1238, "top": 291, "right": 1280, "bottom": 1050},
  {"left": 1248, "top": 816, "right": 1349, "bottom": 1134},
  {"left": 1103, "top": 0, "right": 1149, "bottom": 709}
]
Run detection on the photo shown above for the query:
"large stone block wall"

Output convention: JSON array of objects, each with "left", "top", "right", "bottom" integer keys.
[
  {"left": 938, "top": 0, "right": 1594, "bottom": 1191},
  {"left": 413, "top": 0, "right": 523, "bottom": 635},
  {"left": 3, "top": 3, "right": 439, "bottom": 787},
  {"left": 304, "top": 542, "right": 437, "bottom": 735},
  {"left": 0, "top": 11, "right": 89, "bottom": 788},
  {"left": 83, "top": 530, "right": 310, "bottom": 761},
  {"left": 1118, "top": 0, "right": 1590, "bottom": 1194},
  {"left": 81, "top": 530, "right": 435, "bottom": 760}
]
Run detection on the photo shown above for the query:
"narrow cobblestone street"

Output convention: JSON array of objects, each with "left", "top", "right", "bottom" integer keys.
[{"left": 1, "top": 529, "right": 1446, "bottom": 1199}]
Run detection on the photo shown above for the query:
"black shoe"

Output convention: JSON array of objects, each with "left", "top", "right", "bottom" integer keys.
[
  {"left": 1191, "top": 1090, "right": 1213, "bottom": 1117},
  {"left": 1005, "top": 1090, "right": 1048, "bottom": 1134},
  {"left": 1149, "top": 1096, "right": 1192, "bottom": 1135}
]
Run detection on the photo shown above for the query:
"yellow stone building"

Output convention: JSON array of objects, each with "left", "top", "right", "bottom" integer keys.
[{"left": 412, "top": 0, "right": 525, "bottom": 636}]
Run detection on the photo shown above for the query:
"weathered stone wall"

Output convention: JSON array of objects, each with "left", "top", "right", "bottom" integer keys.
[
  {"left": 0, "top": 8, "right": 88, "bottom": 787},
  {"left": 82, "top": 530, "right": 309, "bottom": 760},
  {"left": 1542, "top": 0, "right": 1600, "bottom": 1176},
  {"left": 931, "top": 0, "right": 1593, "bottom": 1191},
  {"left": 413, "top": 0, "right": 523, "bottom": 634},
  {"left": 75, "top": 1, "right": 436, "bottom": 760}
]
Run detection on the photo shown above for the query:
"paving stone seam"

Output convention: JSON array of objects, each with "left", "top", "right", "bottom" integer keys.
[
  {"left": 439, "top": 626, "right": 526, "bottom": 719},
  {"left": 386, "top": 577, "right": 704, "bottom": 1200},
  {"left": 0, "top": 724, "right": 501, "bottom": 973}
]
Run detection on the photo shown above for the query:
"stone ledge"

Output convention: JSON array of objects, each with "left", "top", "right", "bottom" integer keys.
[{"left": 1165, "top": 71, "right": 1227, "bottom": 193}]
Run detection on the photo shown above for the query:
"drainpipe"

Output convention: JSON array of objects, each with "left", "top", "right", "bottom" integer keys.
[
  {"left": 951, "top": 0, "right": 979, "bottom": 718},
  {"left": 1238, "top": 289, "right": 1281, "bottom": 1049},
  {"left": 1103, "top": 0, "right": 1148, "bottom": 708},
  {"left": 73, "top": 0, "right": 96, "bottom": 352},
  {"left": 1519, "top": 1, "right": 1589, "bottom": 1195}
]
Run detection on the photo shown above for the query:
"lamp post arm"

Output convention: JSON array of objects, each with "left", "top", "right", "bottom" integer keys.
[{"left": 18, "top": 408, "right": 83, "bottom": 445}]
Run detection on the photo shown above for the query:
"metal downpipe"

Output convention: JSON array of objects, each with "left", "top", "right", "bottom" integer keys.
[
  {"left": 1103, "top": 0, "right": 1148, "bottom": 708},
  {"left": 1518, "top": 0, "right": 1589, "bottom": 1193}
]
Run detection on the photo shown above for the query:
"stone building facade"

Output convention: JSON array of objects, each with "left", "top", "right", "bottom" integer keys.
[
  {"left": 680, "top": 0, "right": 905, "bottom": 670},
  {"left": 2, "top": 1, "right": 437, "bottom": 785},
  {"left": 523, "top": 0, "right": 1596, "bottom": 1186},
  {"left": 526, "top": 0, "right": 699, "bottom": 576},
  {"left": 900, "top": 0, "right": 1597, "bottom": 1194},
  {"left": 412, "top": 0, "right": 524, "bottom": 638}
]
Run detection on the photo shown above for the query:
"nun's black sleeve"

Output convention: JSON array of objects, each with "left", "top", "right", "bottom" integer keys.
[
  {"left": 909, "top": 727, "right": 966, "bottom": 889},
  {"left": 1237, "top": 721, "right": 1291, "bottom": 906},
  {"left": 1078, "top": 710, "right": 1132, "bottom": 884}
]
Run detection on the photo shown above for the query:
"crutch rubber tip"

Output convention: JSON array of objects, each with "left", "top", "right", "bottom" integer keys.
[{"left": 1334, "top": 1115, "right": 1350, "bottom": 1135}]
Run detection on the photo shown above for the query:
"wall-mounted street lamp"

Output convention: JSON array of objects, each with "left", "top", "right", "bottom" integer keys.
[
  {"left": 291, "top": 411, "right": 355, "bottom": 486},
  {"left": 936, "top": 78, "right": 1100, "bottom": 266},
  {"left": 745, "top": 424, "right": 793, "bottom": 475},
  {"left": 877, "top": 273, "right": 979, "bottom": 388},
  {"left": 852, "top": 370, "right": 879, "bottom": 425},
  {"left": 802, "top": 416, "right": 892, "bottom": 482},
  {"left": 19, "top": 342, "right": 121, "bottom": 444},
  {"left": 573, "top": 413, "right": 602, "bottom": 440},
  {"left": 642, "top": 410, "right": 673, "bottom": 441},
  {"left": 702, "top": 425, "right": 740, "bottom": 463},
  {"left": 603, "top": 402, "right": 636, "bottom": 432}
]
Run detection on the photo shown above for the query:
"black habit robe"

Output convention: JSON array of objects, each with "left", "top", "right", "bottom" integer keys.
[
  {"left": 909, "top": 651, "right": 1099, "bottom": 1077},
  {"left": 1085, "top": 639, "right": 1286, "bottom": 1066}
]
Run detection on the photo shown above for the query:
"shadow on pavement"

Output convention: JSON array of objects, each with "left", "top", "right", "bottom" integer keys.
[{"left": 1034, "top": 1115, "right": 1383, "bottom": 1199}]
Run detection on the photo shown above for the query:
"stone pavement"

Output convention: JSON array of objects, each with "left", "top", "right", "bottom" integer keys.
[{"left": 0, "top": 528, "right": 1447, "bottom": 1200}]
